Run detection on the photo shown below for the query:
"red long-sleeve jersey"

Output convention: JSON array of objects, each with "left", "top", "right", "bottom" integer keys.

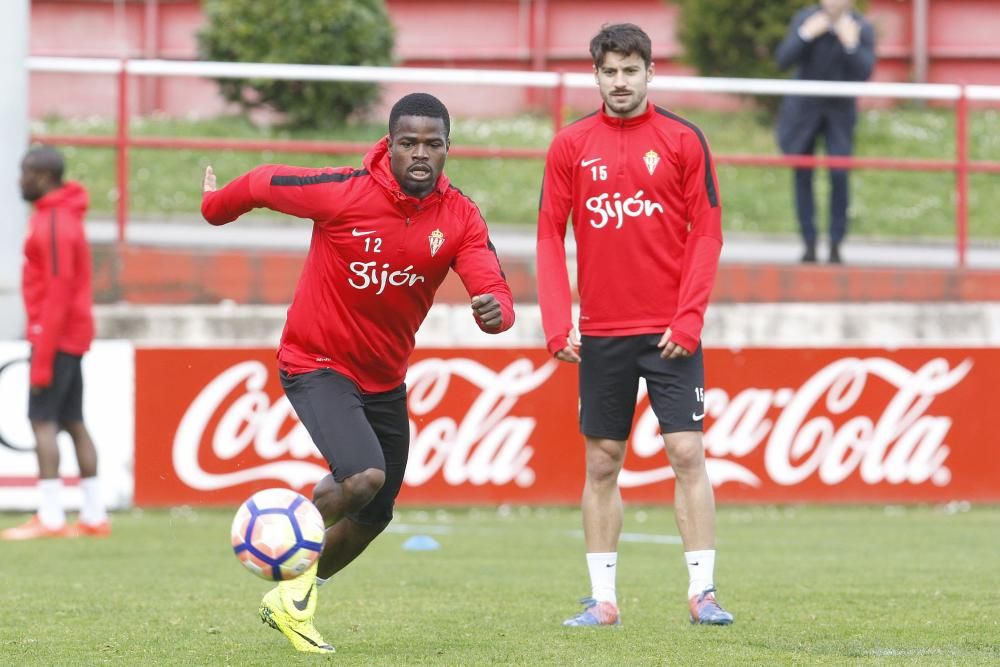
[
  {"left": 536, "top": 103, "right": 723, "bottom": 355},
  {"left": 21, "top": 181, "right": 95, "bottom": 387},
  {"left": 202, "top": 138, "right": 515, "bottom": 393}
]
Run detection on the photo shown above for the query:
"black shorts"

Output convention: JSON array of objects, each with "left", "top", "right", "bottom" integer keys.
[
  {"left": 28, "top": 352, "right": 85, "bottom": 424},
  {"left": 579, "top": 335, "right": 705, "bottom": 441},
  {"left": 280, "top": 368, "right": 408, "bottom": 525}
]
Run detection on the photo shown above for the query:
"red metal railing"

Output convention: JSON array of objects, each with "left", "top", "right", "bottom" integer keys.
[
  {"left": 116, "top": 60, "right": 130, "bottom": 246},
  {"left": 955, "top": 88, "right": 970, "bottom": 266},
  {"left": 28, "top": 59, "right": 1000, "bottom": 267}
]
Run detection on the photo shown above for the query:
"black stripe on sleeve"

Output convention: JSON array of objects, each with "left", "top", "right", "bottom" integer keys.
[
  {"left": 270, "top": 169, "right": 368, "bottom": 186},
  {"left": 49, "top": 209, "right": 59, "bottom": 276},
  {"left": 654, "top": 107, "right": 719, "bottom": 208},
  {"left": 486, "top": 239, "right": 504, "bottom": 278},
  {"left": 568, "top": 110, "right": 599, "bottom": 126},
  {"left": 449, "top": 185, "right": 507, "bottom": 280}
]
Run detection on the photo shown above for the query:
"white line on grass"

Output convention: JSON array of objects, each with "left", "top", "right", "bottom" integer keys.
[
  {"left": 567, "top": 530, "right": 683, "bottom": 545},
  {"left": 385, "top": 523, "right": 454, "bottom": 535},
  {"left": 384, "top": 523, "right": 681, "bottom": 544}
]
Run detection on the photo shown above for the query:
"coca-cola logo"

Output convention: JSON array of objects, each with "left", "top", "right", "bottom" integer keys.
[
  {"left": 621, "top": 356, "right": 972, "bottom": 489},
  {"left": 171, "top": 357, "right": 556, "bottom": 491},
  {"left": 404, "top": 357, "right": 555, "bottom": 487},
  {"left": 173, "top": 361, "right": 325, "bottom": 491},
  {"left": 0, "top": 357, "right": 35, "bottom": 452},
  {"left": 170, "top": 355, "right": 971, "bottom": 493}
]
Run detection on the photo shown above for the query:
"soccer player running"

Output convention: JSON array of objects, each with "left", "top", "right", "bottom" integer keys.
[
  {"left": 201, "top": 93, "right": 515, "bottom": 654},
  {"left": 536, "top": 24, "right": 733, "bottom": 627},
  {"left": 1, "top": 147, "right": 110, "bottom": 542}
]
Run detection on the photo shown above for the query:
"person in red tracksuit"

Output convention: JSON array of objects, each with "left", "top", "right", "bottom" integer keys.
[
  {"left": 202, "top": 93, "right": 515, "bottom": 654},
  {"left": 536, "top": 24, "right": 733, "bottom": 627},
  {"left": 1, "top": 146, "right": 110, "bottom": 542}
]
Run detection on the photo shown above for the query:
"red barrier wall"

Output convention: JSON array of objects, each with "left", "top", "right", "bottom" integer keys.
[
  {"left": 133, "top": 346, "right": 998, "bottom": 506},
  {"left": 90, "top": 244, "right": 1000, "bottom": 306},
  {"left": 28, "top": 0, "right": 1000, "bottom": 119}
]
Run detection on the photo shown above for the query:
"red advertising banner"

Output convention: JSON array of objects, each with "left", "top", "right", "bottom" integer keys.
[{"left": 134, "top": 347, "right": 999, "bottom": 506}]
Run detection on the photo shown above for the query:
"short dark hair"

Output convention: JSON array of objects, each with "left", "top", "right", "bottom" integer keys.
[
  {"left": 589, "top": 23, "right": 652, "bottom": 69},
  {"left": 23, "top": 145, "right": 65, "bottom": 183},
  {"left": 389, "top": 93, "right": 451, "bottom": 138}
]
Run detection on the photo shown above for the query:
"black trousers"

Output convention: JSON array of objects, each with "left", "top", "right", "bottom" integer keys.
[{"left": 789, "top": 114, "right": 854, "bottom": 248}]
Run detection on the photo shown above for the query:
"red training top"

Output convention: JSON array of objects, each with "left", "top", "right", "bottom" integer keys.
[
  {"left": 22, "top": 181, "right": 95, "bottom": 387},
  {"left": 202, "top": 138, "right": 515, "bottom": 393},
  {"left": 536, "top": 103, "right": 723, "bottom": 355}
]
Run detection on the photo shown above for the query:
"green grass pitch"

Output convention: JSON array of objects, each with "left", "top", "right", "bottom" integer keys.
[{"left": 1, "top": 504, "right": 997, "bottom": 665}]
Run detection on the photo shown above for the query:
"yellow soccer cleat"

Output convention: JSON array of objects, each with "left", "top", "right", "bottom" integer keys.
[
  {"left": 278, "top": 561, "right": 319, "bottom": 621},
  {"left": 259, "top": 588, "right": 334, "bottom": 654},
  {"left": 258, "top": 564, "right": 333, "bottom": 654}
]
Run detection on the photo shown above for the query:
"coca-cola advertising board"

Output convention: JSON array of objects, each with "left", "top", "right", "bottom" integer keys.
[{"left": 133, "top": 347, "right": 998, "bottom": 506}]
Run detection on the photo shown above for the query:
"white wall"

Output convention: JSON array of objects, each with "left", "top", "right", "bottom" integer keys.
[
  {"left": 0, "top": 341, "right": 134, "bottom": 511},
  {"left": 0, "top": 1, "right": 30, "bottom": 340},
  {"left": 95, "top": 302, "right": 1000, "bottom": 348}
]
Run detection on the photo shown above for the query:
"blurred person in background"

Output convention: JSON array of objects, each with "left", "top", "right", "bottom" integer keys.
[
  {"left": 1, "top": 146, "right": 109, "bottom": 541},
  {"left": 536, "top": 23, "right": 733, "bottom": 627},
  {"left": 776, "top": 0, "right": 876, "bottom": 263},
  {"left": 202, "top": 92, "right": 514, "bottom": 654}
]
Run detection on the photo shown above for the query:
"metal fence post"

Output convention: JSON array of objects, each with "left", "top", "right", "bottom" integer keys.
[
  {"left": 955, "top": 85, "right": 969, "bottom": 268},
  {"left": 551, "top": 74, "right": 565, "bottom": 134},
  {"left": 116, "top": 59, "right": 130, "bottom": 244}
]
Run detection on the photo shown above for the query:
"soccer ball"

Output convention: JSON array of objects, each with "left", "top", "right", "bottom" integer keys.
[{"left": 230, "top": 488, "right": 325, "bottom": 581}]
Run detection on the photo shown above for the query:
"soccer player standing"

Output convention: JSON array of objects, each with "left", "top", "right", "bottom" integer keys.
[
  {"left": 202, "top": 93, "right": 515, "bottom": 653},
  {"left": 1, "top": 146, "right": 110, "bottom": 541},
  {"left": 536, "top": 24, "right": 733, "bottom": 626}
]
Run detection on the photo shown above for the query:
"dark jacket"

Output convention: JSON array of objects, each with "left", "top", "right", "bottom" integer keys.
[{"left": 775, "top": 6, "right": 876, "bottom": 154}]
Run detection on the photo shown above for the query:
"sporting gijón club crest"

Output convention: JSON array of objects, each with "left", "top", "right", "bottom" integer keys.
[{"left": 428, "top": 229, "right": 445, "bottom": 257}]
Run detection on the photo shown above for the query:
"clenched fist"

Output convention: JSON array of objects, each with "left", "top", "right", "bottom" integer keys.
[{"left": 471, "top": 294, "right": 503, "bottom": 330}]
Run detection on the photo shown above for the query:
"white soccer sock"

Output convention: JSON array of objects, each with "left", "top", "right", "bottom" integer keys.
[
  {"left": 79, "top": 476, "right": 107, "bottom": 525},
  {"left": 37, "top": 478, "right": 66, "bottom": 529},
  {"left": 316, "top": 576, "right": 329, "bottom": 588},
  {"left": 586, "top": 552, "right": 618, "bottom": 605},
  {"left": 685, "top": 549, "right": 716, "bottom": 599}
]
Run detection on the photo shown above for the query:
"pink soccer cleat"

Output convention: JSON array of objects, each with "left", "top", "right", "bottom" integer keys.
[
  {"left": 562, "top": 597, "right": 621, "bottom": 627},
  {"left": 689, "top": 586, "right": 734, "bottom": 625}
]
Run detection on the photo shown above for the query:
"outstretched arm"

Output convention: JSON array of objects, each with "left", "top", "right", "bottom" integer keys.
[
  {"left": 201, "top": 164, "right": 353, "bottom": 225},
  {"left": 200, "top": 164, "right": 265, "bottom": 225}
]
